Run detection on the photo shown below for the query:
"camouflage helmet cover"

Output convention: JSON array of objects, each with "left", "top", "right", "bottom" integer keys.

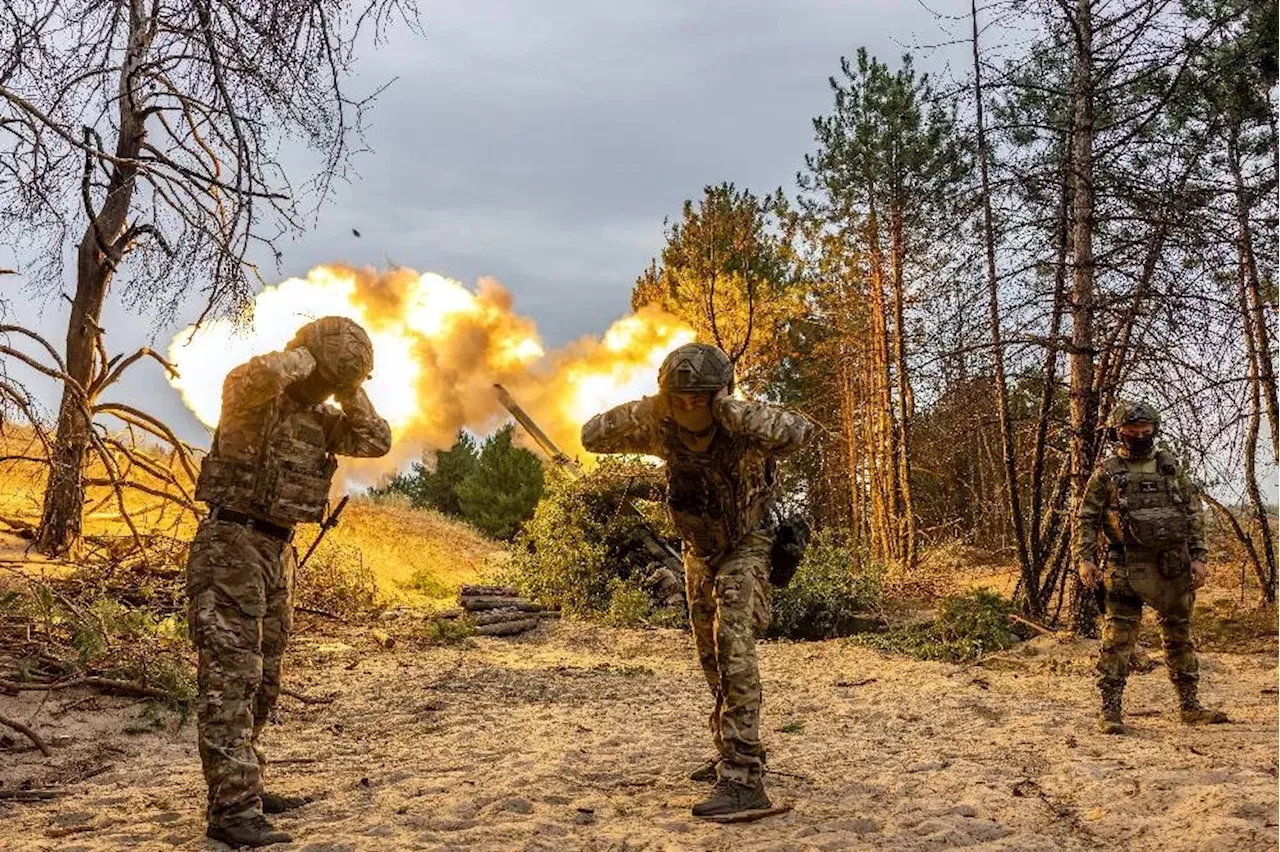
[
  {"left": 1110, "top": 399, "right": 1160, "bottom": 433},
  {"left": 658, "top": 343, "right": 734, "bottom": 394},
  {"left": 289, "top": 316, "right": 374, "bottom": 390}
]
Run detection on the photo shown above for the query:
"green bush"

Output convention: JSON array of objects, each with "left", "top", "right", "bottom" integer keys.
[
  {"left": 605, "top": 580, "right": 653, "bottom": 628},
  {"left": 854, "top": 588, "right": 1017, "bottom": 662},
  {"left": 769, "top": 529, "right": 886, "bottom": 640},
  {"left": 506, "top": 458, "right": 675, "bottom": 617}
]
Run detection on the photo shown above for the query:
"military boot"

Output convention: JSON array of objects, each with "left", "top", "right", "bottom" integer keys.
[
  {"left": 1175, "top": 682, "right": 1229, "bottom": 725},
  {"left": 261, "top": 791, "right": 314, "bottom": 814},
  {"left": 1097, "top": 683, "right": 1125, "bottom": 735},
  {"left": 692, "top": 779, "right": 771, "bottom": 819},
  {"left": 206, "top": 814, "right": 293, "bottom": 848},
  {"left": 688, "top": 757, "right": 721, "bottom": 783}
]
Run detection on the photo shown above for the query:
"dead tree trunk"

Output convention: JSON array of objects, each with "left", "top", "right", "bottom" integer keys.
[{"left": 36, "top": 2, "right": 153, "bottom": 557}]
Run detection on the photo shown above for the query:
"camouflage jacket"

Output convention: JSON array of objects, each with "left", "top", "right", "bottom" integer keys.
[
  {"left": 1074, "top": 446, "right": 1207, "bottom": 565},
  {"left": 195, "top": 349, "right": 392, "bottom": 526},
  {"left": 581, "top": 395, "right": 813, "bottom": 558}
]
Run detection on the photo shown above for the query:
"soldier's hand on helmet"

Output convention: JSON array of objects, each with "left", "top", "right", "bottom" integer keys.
[
  {"left": 1078, "top": 560, "right": 1102, "bottom": 589},
  {"left": 710, "top": 386, "right": 732, "bottom": 419},
  {"left": 1191, "top": 559, "right": 1209, "bottom": 589}
]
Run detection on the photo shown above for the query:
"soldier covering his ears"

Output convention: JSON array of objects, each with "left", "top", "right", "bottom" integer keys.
[
  {"left": 582, "top": 342, "right": 813, "bottom": 819},
  {"left": 186, "top": 316, "right": 391, "bottom": 847},
  {"left": 1075, "top": 400, "right": 1228, "bottom": 735}
]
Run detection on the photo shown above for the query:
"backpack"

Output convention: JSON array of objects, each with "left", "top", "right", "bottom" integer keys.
[{"left": 769, "top": 514, "right": 810, "bottom": 588}]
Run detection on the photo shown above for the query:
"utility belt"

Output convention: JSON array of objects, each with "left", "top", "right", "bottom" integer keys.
[
  {"left": 208, "top": 507, "right": 295, "bottom": 543},
  {"left": 1107, "top": 543, "right": 1189, "bottom": 580}
]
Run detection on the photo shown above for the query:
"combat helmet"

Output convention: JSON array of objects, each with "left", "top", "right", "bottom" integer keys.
[
  {"left": 658, "top": 343, "right": 734, "bottom": 395},
  {"left": 288, "top": 316, "right": 374, "bottom": 390},
  {"left": 1110, "top": 399, "right": 1160, "bottom": 434}
]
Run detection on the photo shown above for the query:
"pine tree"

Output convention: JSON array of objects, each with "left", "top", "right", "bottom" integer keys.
[{"left": 456, "top": 425, "right": 545, "bottom": 540}]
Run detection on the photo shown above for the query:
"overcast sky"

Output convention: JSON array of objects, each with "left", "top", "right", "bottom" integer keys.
[{"left": 5, "top": 0, "right": 969, "bottom": 445}]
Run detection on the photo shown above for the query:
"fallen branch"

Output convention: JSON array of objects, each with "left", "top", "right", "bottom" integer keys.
[
  {"left": 295, "top": 606, "right": 345, "bottom": 621},
  {"left": 1008, "top": 613, "right": 1055, "bottom": 635},
  {"left": 0, "top": 677, "right": 174, "bottom": 701},
  {"left": 0, "top": 713, "right": 52, "bottom": 756},
  {"left": 459, "top": 584, "right": 519, "bottom": 598},
  {"left": 0, "top": 789, "right": 62, "bottom": 801},
  {"left": 460, "top": 597, "right": 544, "bottom": 613}
]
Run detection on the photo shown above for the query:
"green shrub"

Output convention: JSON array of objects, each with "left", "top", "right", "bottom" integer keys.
[
  {"left": 605, "top": 580, "right": 652, "bottom": 628},
  {"left": 506, "top": 458, "right": 674, "bottom": 617},
  {"left": 769, "top": 529, "right": 886, "bottom": 640},
  {"left": 372, "top": 431, "right": 479, "bottom": 515},
  {"left": 411, "top": 615, "right": 476, "bottom": 646},
  {"left": 854, "top": 588, "right": 1017, "bottom": 662}
]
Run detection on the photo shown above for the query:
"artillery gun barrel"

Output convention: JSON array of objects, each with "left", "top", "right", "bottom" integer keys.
[{"left": 493, "top": 384, "right": 575, "bottom": 467}]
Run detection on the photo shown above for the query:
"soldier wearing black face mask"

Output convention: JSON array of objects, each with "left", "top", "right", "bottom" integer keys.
[{"left": 1074, "top": 400, "right": 1227, "bottom": 735}]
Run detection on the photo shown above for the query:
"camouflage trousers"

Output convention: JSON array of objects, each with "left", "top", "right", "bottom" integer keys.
[
  {"left": 685, "top": 530, "right": 773, "bottom": 785},
  {"left": 1098, "top": 553, "right": 1197, "bottom": 691},
  {"left": 185, "top": 517, "right": 295, "bottom": 826}
]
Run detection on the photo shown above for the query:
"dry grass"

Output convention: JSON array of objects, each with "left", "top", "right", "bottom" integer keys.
[{"left": 294, "top": 495, "right": 503, "bottom": 607}]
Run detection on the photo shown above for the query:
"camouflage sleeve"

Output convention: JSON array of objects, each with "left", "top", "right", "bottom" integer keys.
[
  {"left": 223, "top": 349, "right": 316, "bottom": 410},
  {"left": 321, "top": 387, "right": 392, "bottom": 458},
  {"left": 1176, "top": 467, "right": 1208, "bottom": 560},
  {"left": 713, "top": 397, "right": 814, "bottom": 456},
  {"left": 1073, "top": 467, "right": 1109, "bottom": 565},
  {"left": 581, "top": 396, "right": 664, "bottom": 456}
]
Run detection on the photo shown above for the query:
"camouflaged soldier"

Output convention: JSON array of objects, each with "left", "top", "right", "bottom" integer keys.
[
  {"left": 187, "top": 316, "right": 391, "bottom": 847},
  {"left": 1075, "top": 400, "right": 1228, "bottom": 736},
  {"left": 581, "top": 343, "right": 813, "bottom": 820}
]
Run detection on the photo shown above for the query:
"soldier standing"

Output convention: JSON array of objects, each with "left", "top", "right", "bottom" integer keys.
[
  {"left": 187, "top": 316, "right": 391, "bottom": 846},
  {"left": 1075, "top": 400, "right": 1228, "bottom": 735},
  {"left": 581, "top": 343, "right": 813, "bottom": 819}
]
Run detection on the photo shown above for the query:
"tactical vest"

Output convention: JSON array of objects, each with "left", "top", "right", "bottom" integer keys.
[
  {"left": 661, "top": 421, "right": 774, "bottom": 559},
  {"left": 194, "top": 397, "right": 337, "bottom": 526},
  {"left": 1102, "top": 450, "right": 1191, "bottom": 553}
]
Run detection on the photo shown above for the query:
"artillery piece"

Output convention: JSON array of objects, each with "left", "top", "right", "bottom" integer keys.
[{"left": 492, "top": 384, "right": 687, "bottom": 611}]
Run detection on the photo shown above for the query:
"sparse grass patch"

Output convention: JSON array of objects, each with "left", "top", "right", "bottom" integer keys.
[
  {"left": 778, "top": 720, "right": 806, "bottom": 734},
  {"left": 295, "top": 540, "right": 378, "bottom": 617},
  {"left": 402, "top": 567, "right": 454, "bottom": 600}
]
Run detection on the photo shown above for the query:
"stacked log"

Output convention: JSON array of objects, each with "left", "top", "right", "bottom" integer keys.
[{"left": 458, "top": 585, "right": 560, "bottom": 637}]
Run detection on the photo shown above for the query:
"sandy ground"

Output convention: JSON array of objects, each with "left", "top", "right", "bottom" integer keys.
[{"left": 1, "top": 620, "right": 1277, "bottom": 852}]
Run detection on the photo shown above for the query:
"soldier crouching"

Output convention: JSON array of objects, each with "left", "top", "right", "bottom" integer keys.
[
  {"left": 581, "top": 343, "right": 813, "bottom": 819},
  {"left": 187, "top": 317, "right": 391, "bottom": 847},
  {"left": 1075, "top": 399, "right": 1228, "bottom": 735}
]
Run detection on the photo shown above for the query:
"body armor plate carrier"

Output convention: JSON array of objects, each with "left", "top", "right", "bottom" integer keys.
[
  {"left": 195, "top": 399, "right": 337, "bottom": 527},
  {"left": 1102, "top": 450, "right": 1192, "bottom": 576},
  {"left": 661, "top": 421, "right": 774, "bottom": 560}
]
